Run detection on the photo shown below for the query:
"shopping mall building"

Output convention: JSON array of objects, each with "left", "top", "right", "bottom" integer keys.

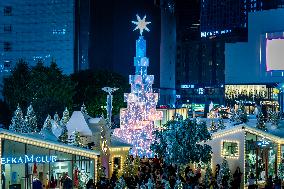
[{"left": 0, "top": 129, "right": 99, "bottom": 189}]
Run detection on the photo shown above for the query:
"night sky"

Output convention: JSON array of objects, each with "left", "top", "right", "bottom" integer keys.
[{"left": 90, "top": 0, "right": 161, "bottom": 87}]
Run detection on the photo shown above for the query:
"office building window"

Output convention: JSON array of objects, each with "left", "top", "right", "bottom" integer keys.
[
  {"left": 4, "top": 24, "right": 12, "bottom": 32},
  {"left": 3, "top": 42, "right": 12, "bottom": 51},
  {"left": 4, "top": 6, "right": 12, "bottom": 16}
]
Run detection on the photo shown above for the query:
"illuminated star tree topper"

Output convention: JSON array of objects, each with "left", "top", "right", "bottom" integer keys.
[{"left": 132, "top": 14, "right": 151, "bottom": 35}]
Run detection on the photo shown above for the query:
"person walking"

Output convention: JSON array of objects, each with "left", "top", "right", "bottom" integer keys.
[
  {"left": 86, "top": 179, "right": 95, "bottom": 189},
  {"left": 232, "top": 167, "right": 242, "bottom": 189},
  {"left": 248, "top": 173, "right": 255, "bottom": 189},
  {"left": 274, "top": 176, "right": 281, "bottom": 189}
]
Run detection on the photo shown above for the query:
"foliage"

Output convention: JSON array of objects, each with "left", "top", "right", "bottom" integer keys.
[
  {"left": 114, "top": 177, "right": 127, "bottom": 189},
  {"left": 81, "top": 103, "right": 88, "bottom": 115},
  {"left": 0, "top": 100, "right": 12, "bottom": 129},
  {"left": 217, "top": 117, "right": 226, "bottom": 130},
  {"left": 42, "top": 115, "right": 53, "bottom": 132},
  {"left": 70, "top": 130, "right": 85, "bottom": 147},
  {"left": 237, "top": 103, "right": 248, "bottom": 123},
  {"left": 122, "top": 155, "right": 134, "bottom": 177},
  {"left": 256, "top": 111, "right": 267, "bottom": 131},
  {"left": 97, "top": 160, "right": 106, "bottom": 180},
  {"left": 3, "top": 60, "right": 76, "bottom": 127},
  {"left": 59, "top": 107, "right": 70, "bottom": 143},
  {"left": 209, "top": 120, "right": 218, "bottom": 133},
  {"left": 25, "top": 104, "right": 38, "bottom": 132},
  {"left": 269, "top": 111, "right": 280, "bottom": 126},
  {"left": 9, "top": 105, "right": 24, "bottom": 132},
  {"left": 151, "top": 118, "right": 212, "bottom": 166},
  {"left": 204, "top": 164, "right": 213, "bottom": 188},
  {"left": 278, "top": 160, "right": 284, "bottom": 180},
  {"left": 71, "top": 69, "right": 128, "bottom": 118},
  {"left": 217, "top": 158, "right": 233, "bottom": 188},
  {"left": 3, "top": 60, "right": 31, "bottom": 112}
]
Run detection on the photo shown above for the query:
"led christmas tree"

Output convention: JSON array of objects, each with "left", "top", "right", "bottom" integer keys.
[
  {"left": 9, "top": 105, "right": 24, "bottom": 133},
  {"left": 114, "top": 14, "right": 163, "bottom": 157}
]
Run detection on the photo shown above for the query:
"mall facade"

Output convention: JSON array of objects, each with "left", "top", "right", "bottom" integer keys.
[{"left": 0, "top": 129, "right": 99, "bottom": 189}]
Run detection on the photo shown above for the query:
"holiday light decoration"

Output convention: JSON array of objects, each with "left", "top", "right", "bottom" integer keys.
[{"left": 114, "top": 15, "right": 163, "bottom": 157}]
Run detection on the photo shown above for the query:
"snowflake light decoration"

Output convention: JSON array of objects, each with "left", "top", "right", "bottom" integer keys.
[{"left": 132, "top": 14, "right": 151, "bottom": 35}]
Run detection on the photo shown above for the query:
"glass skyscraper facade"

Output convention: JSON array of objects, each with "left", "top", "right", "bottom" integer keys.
[{"left": 0, "top": 0, "right": 75, "bottom": 74}]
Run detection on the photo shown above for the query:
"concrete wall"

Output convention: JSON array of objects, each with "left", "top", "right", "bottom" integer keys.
[{"left": 207, "top": 129, "right": 245, "bottom": 188}]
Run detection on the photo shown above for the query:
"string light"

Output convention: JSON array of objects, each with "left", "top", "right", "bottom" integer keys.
[
  {"left": 114, "top": 19, "right": 163, "bottom": 157},
  {"left": 0, "top": 132, "right": 99, "bottom": 159}
]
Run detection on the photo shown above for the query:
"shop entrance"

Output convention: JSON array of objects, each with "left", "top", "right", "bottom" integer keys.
[{"left": 1, "top": 138, "right": 95, "bottom": 189}]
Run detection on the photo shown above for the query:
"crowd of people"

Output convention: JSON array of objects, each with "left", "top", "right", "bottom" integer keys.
[
  {"left": 93, "top": 155, "right": 284, "bottom": 189},
  {"left": 94, "top": 155, "right": 244, "bottom": 189}
]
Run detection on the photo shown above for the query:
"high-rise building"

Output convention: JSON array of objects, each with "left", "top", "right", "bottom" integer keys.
[
  {"left": 174, "top": 0, "right": 225, "bottom": 113},
  {"left": 0, "top": 0, "right": 76, "bottom": 74},
  {"left": 200, "top": 0, "right": 284, "bottom": 39},
  {"left": 159, "top": 0, "right": 176, "bottom": 105}
]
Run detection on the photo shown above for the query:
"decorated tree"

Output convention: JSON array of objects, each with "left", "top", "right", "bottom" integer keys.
[
  {"left": 151, "top": 119, "right": 212, "bottom": 166},
  {"left": 59, "top": 127, "right": 68, "bottom": 144},
  {"left": 217, "top": 158, "right": 233, "bottom": 188},
  {"left": 229, "top": 108, "right": 237, "bottom": 122},
  {"left": 174, "top": 180, "right": 183, "bottom": 189},
  {"left": 269, "top": 111, "right": 280, "bottom": 127},
  {"left": 278, "top": 159, "right": 284, "bottom": 180},
  {"left": 42, "top": 115, "right": 53, "bottom": 132},
  {"left": 53, "top": 112, "right": 60, "bottom": 125},
  {"left": 122, "top": 155, "right": 134, "bottom": 177},
  {"left": 114, "top": 177, "right": 127, "bottom": 189},
  {"left": 60, "top": 107, "right": 70, "bottom": 126},
  {"left": 217, "top": 118, "right": 226, "bottom": 130},
  {"left": 146, "top": 178, "right": 155, "bottom": 189},
  {"left": 237, "top": 103, "right": 248, "bottom": 123},
  {"left": 25, "top": 104, "right": 38, "bottom": 133},
  {"left": 133, "top": 156, "right": 140, "bottom": 176},
  {"left": 81, "top": 103, "right": 88, "bottom": 115},
  {"left": 256, "top": 111, "right": 267, "bottom": 131},
  {"left": 204, "top": 164, "right": 213, "bottom": 188},
  {"left": 70, "top": 130, "right": 83, "bottom": 147},
  {"left": 209, "top": 120, "right": 218, "bottom": 133},
  {"left": 9, "top": 105, "right": 24, "bottom": 132},
  {"left": 97, "top": 160, "right": 106, "bottom": 180},
  {"left": 59, "top": 108, "right": 70, "bottom": 143}
]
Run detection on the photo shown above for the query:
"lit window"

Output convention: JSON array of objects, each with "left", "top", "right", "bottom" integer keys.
[
  {"left": 4, "top": 6, "right": 12, "bottom": 16},
  {"left": 222, "top": 141, "right": 239, "bottom": 158}
]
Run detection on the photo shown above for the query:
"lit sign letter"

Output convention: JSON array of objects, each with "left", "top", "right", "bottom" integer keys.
[
  {"left": 1, "top": 158, "right": 5, "bottom": 164},
  {"left": 6, "top": 157, "right": 11, "bottom": 164},
  {"left": 51, "top": 156, "right": 57, "bottom": 162},
  {"left": 25, "top": 155, "right": 33, "bottom": 163},
  {"left": 35, "top": 156, "right": 41, "bottom": 163},
  {"left": 18, "top": 157, "right": 23, "bottom": 164},
  {"left": 11, "top": 157, "right": 17, "bottom": 164}
]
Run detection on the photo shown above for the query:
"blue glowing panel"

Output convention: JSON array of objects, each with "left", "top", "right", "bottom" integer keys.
[{"left": 136, "top": 36, "right": 146, "bottom": 57}]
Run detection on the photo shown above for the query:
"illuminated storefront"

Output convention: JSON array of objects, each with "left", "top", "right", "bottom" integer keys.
[
  {"left": 208, "top": 124, "right": 284, "bottom": 189},
  {"left": 225, "top": 85, "right": 279, "bottom": 113},
  {"left": 0, "top": 129, "right": 99, "bottom": 189}
]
